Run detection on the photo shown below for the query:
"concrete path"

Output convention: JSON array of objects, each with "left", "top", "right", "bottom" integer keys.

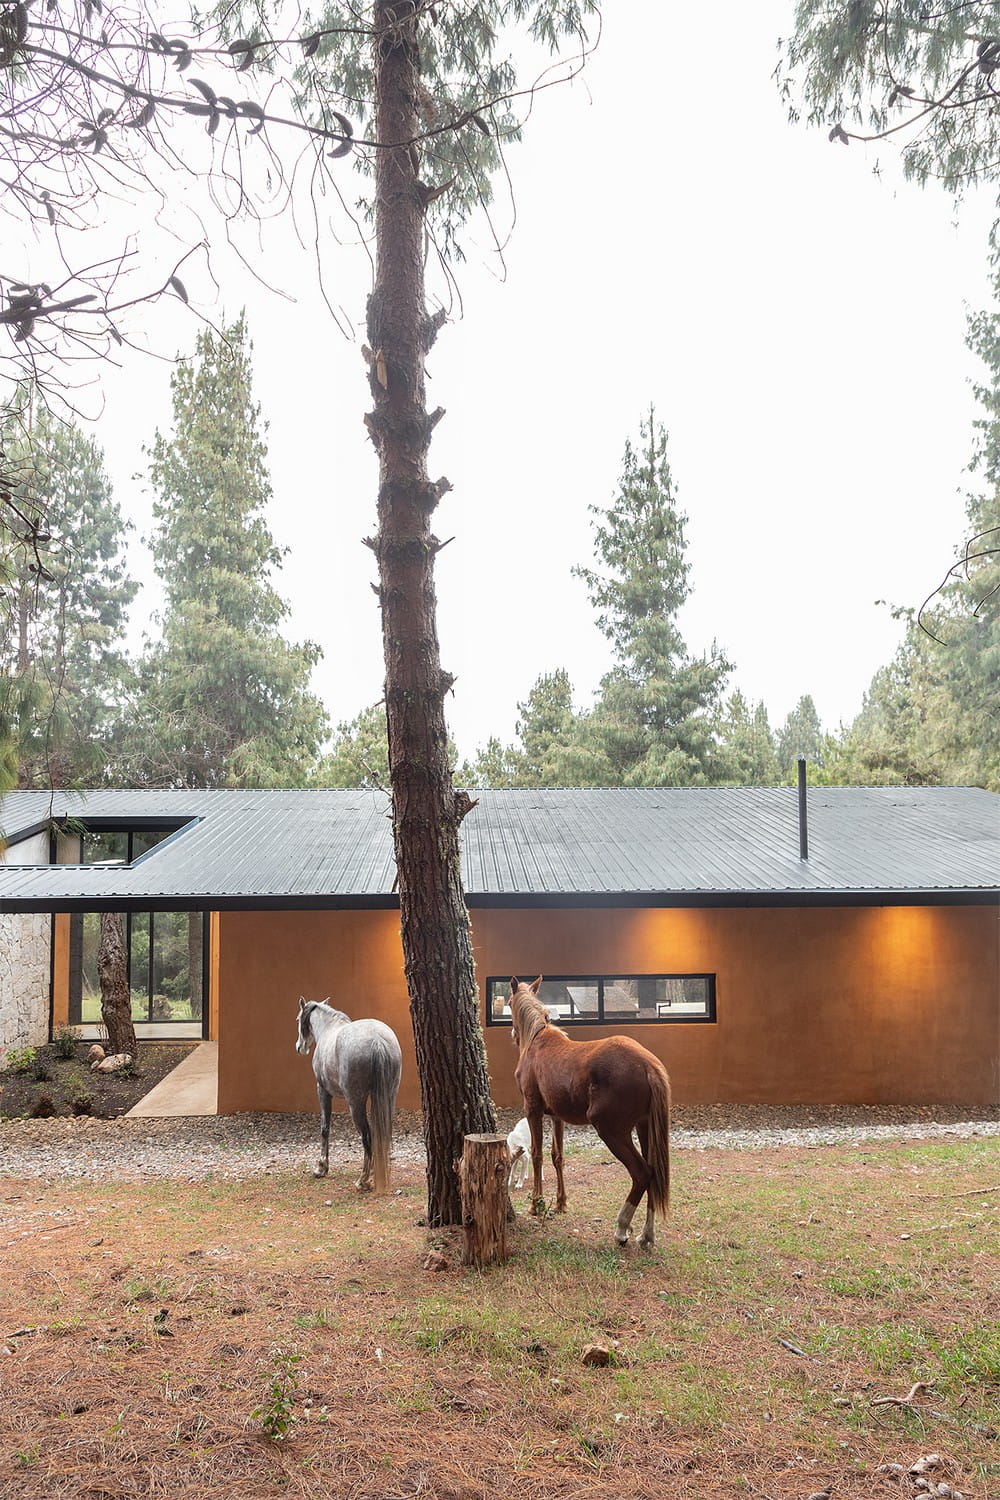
[{"left": 126, "top": 1041, "right": 218, "bottom": 1118}]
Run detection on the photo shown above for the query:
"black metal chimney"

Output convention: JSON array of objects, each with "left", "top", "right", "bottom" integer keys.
[{"left": 797, "top": 756, "right": 808, "bottom": 860}]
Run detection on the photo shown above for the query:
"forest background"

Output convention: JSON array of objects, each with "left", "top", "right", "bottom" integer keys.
[{"left": 2, "top": 0, "right": 999, "bottom": 797}]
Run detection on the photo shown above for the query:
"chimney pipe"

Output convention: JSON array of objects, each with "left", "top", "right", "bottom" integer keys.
[{"left": 797, "top": 756, "right": 808, "bottom": 860}]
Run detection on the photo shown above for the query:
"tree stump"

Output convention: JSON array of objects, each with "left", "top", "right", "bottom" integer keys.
[{"left": 458, "top": 1134, "right": 511, "bottom": 1267}]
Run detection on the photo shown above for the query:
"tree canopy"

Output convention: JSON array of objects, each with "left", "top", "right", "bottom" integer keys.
[
  {"left": 121, "top": 316, "right": 329, "bottom": 787},
  {"left": 780, "top": 1, "right": 1000, "bottom": 204},
  {"left": 0, "top": 395, "right": 136, "bottom": 787}
]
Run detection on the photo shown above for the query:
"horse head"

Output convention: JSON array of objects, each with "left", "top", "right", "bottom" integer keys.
[
  {"left": 295, "top": 996, "right": 316, "bottom": 1056},
  {"left": 509, "top": 976, "right": 545, "bottom": 1052}
]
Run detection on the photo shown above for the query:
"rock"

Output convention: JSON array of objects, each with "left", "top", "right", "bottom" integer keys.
[
  {"left": 581, "top": 1342, "right": 611, "bottom": 1367},
  {"left": 93, "top": 1053, "right": 132, "bottom": 1073}
]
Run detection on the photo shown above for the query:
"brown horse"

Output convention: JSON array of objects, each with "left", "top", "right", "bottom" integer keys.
[{"left": 509, "top": 976, "right": 671, "bottom": 1248}]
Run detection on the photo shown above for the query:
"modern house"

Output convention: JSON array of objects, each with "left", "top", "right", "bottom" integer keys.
[{"left": 1, "top": 784, "right": 997, "bottom": 1112}]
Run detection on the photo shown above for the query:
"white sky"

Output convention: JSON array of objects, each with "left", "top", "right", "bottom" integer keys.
[{"left": 87, "top": 1, "right": 998, "bottom": 763}]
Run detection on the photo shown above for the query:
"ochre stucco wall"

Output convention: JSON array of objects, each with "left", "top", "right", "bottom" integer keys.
[{"left": 216, "top": 903, "right": 1000, "bottom": 1115}]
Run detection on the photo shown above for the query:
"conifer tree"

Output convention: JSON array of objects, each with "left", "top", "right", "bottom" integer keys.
[
  {"left": 0, "top": 396, "right": 136, "bottom": 786},
  {"left": 718, "top": 692, "right": 779, "bottom": 785},
  {"left": 125, "top": 316, "right": 328, "bottom": 787},
  {"left": 574, "top": 410, "right": 731, "bottom": 786},
  {"left": 776, "top": 695, "right": 825, "bottom": 780}
]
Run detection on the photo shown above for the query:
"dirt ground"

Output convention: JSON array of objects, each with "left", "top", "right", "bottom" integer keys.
[
  {"left": 1, "top": 1132, "right": 997, "bottom": 1500},
  {"left": 0, "top": 1041, "right": 198, "bottom": 1121}
]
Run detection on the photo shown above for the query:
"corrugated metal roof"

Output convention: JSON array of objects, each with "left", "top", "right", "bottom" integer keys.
[{"left": 0, "top": 785, "right": 996, "bottom": 911}]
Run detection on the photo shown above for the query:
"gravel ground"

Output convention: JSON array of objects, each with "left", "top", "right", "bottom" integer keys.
[{"left": 1, "top": 1103, "right": 997, "bottom": 1181}]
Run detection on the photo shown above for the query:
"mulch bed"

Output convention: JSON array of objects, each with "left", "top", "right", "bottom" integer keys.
[{"left": 0, "top": 1040, "right": 198, "bottom": 1121}]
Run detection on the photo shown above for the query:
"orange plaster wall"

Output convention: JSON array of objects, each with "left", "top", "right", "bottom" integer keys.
[
  {"left": 217, "top": 909, "right": 417, "bottom": 1114},
  {"left": 216, "top": 903, "right": 1000, "bottom": 1115}
]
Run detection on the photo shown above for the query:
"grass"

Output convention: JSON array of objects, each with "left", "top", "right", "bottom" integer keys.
[{"left": 1, "top": 1135, "right": 997, "bottom": 1499}]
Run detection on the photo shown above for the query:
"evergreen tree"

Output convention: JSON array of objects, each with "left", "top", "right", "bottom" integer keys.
[
  {"left": 822, "top": 658, "right": 941, "bottom": 786},
  {"left": 575, "top": 410, "right": 731, "bottom": 786},
  {"left": 718, "top": 691, "right": 779, "bottom": 785},
  {"left": 0, "top": 395, "right": 137, "bottom": 787},
  {"left": 313, "top": 703, "right": 391, "bottom": 790},
  {"left": 824, "top": 270, "right": 999, "bottom": 790},
  {"left": 126, "top": 317, "right": 329, "bottom": 788},
  {"left": 776, "top": 694, "right": 825, "bottom": 780},
  {"left": 781, "top": 2, "right": 1000, "bottom": 208}
]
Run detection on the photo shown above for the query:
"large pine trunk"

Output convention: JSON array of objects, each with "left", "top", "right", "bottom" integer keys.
[
  {"left": 98, "top": 911, "right": 138, "bottom": 1057},
  {"left": 366, "top": 0, "right": 498, "bottom": 1226}
]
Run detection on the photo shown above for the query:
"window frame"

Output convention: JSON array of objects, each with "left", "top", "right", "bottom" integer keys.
[{"left": 485, "top": 972, "right": 717, "bottom": 1027}]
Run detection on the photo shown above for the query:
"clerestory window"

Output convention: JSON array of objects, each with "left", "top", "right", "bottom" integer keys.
[{"left": 486, "top": 973, "right": 715, "bottom": 1027}]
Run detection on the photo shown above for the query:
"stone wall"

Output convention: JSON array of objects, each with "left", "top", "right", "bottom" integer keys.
[{"left": 0, "top": 913, "right": 51, "bottom": 1055}]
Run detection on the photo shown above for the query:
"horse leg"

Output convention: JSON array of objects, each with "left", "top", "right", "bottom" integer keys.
[
  {"left": 550, "top": 1116, "right": 567, "bottom": 1213},
  {"left": 350, "top": 1097, "right": 374, "bottom": 1191},
  {"left": 527, "top": 1111, "right": 546, "bottom": 1216},
  {"left": 314, "top": 1084, "right": 332, "bottom": 1178},
  {"left": 595, "top": 1123, "right": 653, "bottom": 1247},
  {"left": 635, "top": 1121, "right": 656, "bottom": 1249}
]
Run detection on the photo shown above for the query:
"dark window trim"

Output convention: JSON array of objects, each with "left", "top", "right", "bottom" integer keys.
[{"left": 485, "top": 972, "right": 716, "bottom": 1027}]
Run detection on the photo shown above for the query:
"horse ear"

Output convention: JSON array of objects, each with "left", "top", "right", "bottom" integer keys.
[
  {"left": 298, "top": 997, "right": 306, "bottom": 1011},
  {"left": 510, "top": 977, "right": 519, "bottom": 996},
  {"left": 530, "top": 976, "right": 543, "bottom": 994}
]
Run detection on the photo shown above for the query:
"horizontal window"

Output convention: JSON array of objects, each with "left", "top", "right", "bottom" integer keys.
[{"left": 487, "top": 974, "right": 715, "bottom": 1026}]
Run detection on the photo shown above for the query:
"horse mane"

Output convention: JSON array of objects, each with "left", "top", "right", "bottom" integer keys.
[{"left": 511, "top": 983, "right": 560, "bottom": 1050}]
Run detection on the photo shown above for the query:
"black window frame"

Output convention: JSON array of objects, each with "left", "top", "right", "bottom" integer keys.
[{"left": 485, "top": 973, "right": 716, "bottom": 1027}]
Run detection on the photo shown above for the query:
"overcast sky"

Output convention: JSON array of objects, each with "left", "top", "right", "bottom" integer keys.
[{"left": 89, "top": 2, "right": 998, "bottom": 764}]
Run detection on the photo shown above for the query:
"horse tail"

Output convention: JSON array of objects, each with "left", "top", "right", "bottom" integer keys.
[
  {"left": 645, "top": 1061, "right": 671, "bottom": 1217},
  {"left": 369, "top": 1038, "right": 398, "bottom": 1193}
]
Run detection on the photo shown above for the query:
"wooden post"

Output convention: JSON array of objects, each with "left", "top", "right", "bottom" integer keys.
[{"left": 458, "top": 1133, "right": 510, "bottom": 1267}]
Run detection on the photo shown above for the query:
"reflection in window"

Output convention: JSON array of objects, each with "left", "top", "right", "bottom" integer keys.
[
  {"left": 69, "top": 910, "right": 205, "bottom": 1027},
  {"left": 487, "top": 973, "right": 715, "bottom": 1026}
]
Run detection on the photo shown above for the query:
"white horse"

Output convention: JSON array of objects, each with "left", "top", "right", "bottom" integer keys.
[{"left": 295, "top": 998, "right": 402, "bottom": 1191}]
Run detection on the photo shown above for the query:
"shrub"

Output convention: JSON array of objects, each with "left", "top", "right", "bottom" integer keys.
[
  {"left": 53, "top": 1025, "right": 80, "bottom": 1060},
  {"left": 31, "top": 1057, "right": 53, "bottom": 1083},
  {"left": 30, "top": 1091, "right": 57, "bottom": 1118},
  {"left": 4, "top": 1046, "right": 37, "bottom": 1075}
]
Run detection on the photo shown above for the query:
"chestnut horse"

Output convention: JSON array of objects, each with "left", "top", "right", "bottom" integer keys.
[{"left": 509, "top": 977, "right": 671, "bottom": 1248}]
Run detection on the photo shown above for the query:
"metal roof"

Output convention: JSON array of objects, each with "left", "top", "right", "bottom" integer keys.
[{"left": 0, "top": 785, "right": 997, "bottom": 912}]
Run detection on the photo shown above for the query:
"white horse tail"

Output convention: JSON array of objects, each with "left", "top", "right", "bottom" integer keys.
[
  {"left": 645, "top": 1060, "right": 671, "bottom": 1217},
  {"left": 369, "top": 1037, "right": 398, "bottom": 1193}
]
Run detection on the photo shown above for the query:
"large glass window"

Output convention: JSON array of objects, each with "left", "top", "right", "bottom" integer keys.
[
  {"left": 487, "top": 973, "right": 715, "bottom": 1026},
  {"left": 68, "top": 910, "right": 205, "bottom": 1028}
]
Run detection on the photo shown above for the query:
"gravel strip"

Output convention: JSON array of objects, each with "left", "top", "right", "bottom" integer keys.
[{"left": 1, "top": 1104, "right": 997, "bottom": 1181}]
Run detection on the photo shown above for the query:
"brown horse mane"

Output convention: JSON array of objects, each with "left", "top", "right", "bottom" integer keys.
[{"left": 510, "top": 977, "right": 566, "bottom": 1051}]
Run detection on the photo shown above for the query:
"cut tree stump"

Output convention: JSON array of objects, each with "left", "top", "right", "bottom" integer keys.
[{"left": 458, "top": 1133, "right": 511, "bottom": 1267}]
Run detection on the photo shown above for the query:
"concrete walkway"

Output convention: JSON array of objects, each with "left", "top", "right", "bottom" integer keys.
[{"left": 126, "top": 1041, "right": 218, "bottom": 1118}]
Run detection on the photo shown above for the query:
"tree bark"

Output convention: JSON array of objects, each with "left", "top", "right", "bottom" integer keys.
[
  {"left": 458, "top": 1134, "right": 511, "bottom": 1267},
  {"left": 366, "top": 0, "right": 497, "bottom": 1227},
  {"left": 97, "top": 911, "right": 137, "bottom": 1057}
]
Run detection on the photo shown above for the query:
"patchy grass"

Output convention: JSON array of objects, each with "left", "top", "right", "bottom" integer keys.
[{"left": 0, "top": 1135, "right": 997, "bottom": 1498}]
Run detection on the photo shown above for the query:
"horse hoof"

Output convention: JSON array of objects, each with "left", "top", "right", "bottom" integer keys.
[
  {"left": 356, "top": 1179, "right": 373, "bottom": 1193},
  {"left": 313, "top": 1164, "right": 328, "bottom": 1178},
  {"left": 614, "top": 1230, "right": 630, "bottom": 1246},
  {"left": 639, "top": 1235, "right": 655, "bottom": 1250}
]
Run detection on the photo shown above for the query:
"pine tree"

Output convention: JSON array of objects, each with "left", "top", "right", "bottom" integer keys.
[
  {"left": 776, "top": 695, "right": 825, "bottom": 780},
  {"left": 718, "top": 691, "right": 779, "bottom": 785},
  {"left": 575, "top": 410, "right": 731, "bottom": 786},
  {"left": 126, "top": 317, "right": 328, "bottom": 788},
  {"left": 0, "top": 395, "right": 137, "bottom": 787}
]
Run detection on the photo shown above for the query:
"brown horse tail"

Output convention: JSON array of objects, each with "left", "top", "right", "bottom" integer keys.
[
  {"left": 645, "top": 1062, "right": 672, "bottom": 1217},
  {"left": 369, "top": 1040, "right": 397, "bottom": 1193}
]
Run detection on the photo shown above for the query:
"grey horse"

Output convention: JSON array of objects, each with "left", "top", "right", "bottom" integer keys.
[{"left": 295, "top": 997, "right": 402, "bottom": 1191}]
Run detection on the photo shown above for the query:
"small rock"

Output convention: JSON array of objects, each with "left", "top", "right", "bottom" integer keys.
[
  {"left": 910, "top": 1455, "right": 943, "bottom": 1477},
  {"left": 581, "top": 1342, "right": 611, "bottom": 1367}
]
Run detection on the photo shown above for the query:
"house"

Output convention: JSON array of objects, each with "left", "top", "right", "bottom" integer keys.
[{"left": 1, "top": 784, "right": 997, "bottom": 1112}]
